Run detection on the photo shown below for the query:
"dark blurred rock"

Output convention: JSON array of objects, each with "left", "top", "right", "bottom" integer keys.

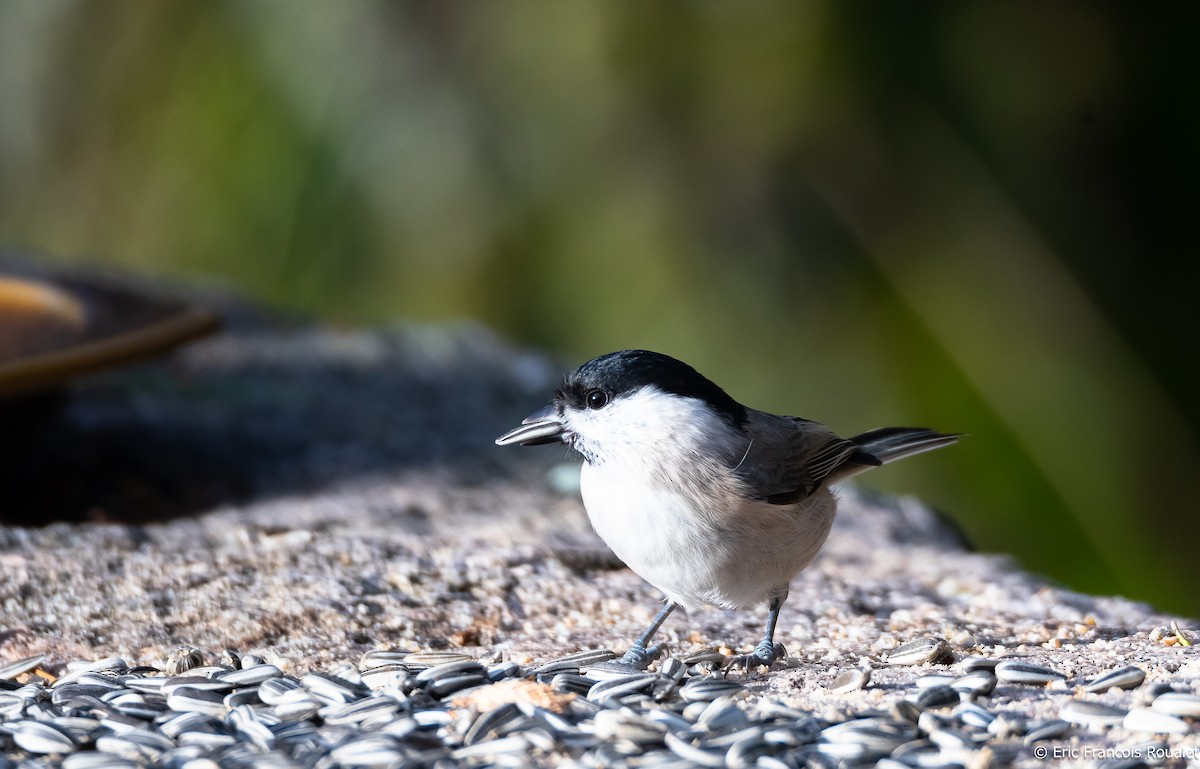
[{"left": 0, "top": 254, "right": 557, "bottom": 524}]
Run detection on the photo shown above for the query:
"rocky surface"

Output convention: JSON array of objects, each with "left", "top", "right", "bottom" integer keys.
[{"left": 1, "top": 270, "right": 1198, "bottom": 766}]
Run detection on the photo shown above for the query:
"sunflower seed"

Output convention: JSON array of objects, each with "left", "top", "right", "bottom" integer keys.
[
  {"left": 78, "top": 672, "right": 128, "bottom": 689},
  {"left": 1023, "top": 718, "right": 1071, "bottom": 743},
  {"left": 679, "top": 676, "right": 744, "bottom": 702},
  {"left": 915, "top": 674, "right": 957, "bottom": 689},
  {"left": 594, "top": 708, "right": 668, "bottom": 743},
  {"left": 706, "top": 726, "right": 769, "bottom": 750},
  {"left": 558, "top": 648, "right": 620, "bottom": 667},
  {"left": 952, "top": 701, "right": 995, "bottom": 728},
  {"left": 273, "top": 690, "right": 322, "bottom": 721},
  {"left": 885, "top": 637, "right": 949, "bottom": 666},
  {"left": 683, "top": 649, "right": 728, "bottom": 666},
  {"left": 0, "top": 655, "right": 46, "bottom": 681},
  {"left": 414, "top": 659, "right": 487, "bottom": 684},
  {"left": 994, "top": 660, "right": 1066, "bottom": 685},
  {"left": 360, "top": 663, "right": 409, "bottom": 691},
  {"left": 402, "top": 651, "right": 473, "bottom": 669},
  {"left": 165, "top": 686, "right": 227, "bottom": 716},
  {"left": 950, "top": 670, "right": 997, "bottom": 697},
  {"left": 223, "top": 688, "right": 262, "bottom": 708},
  {"left": 814, "top": 739, "right": 880, "bottom": 761},
  {"left": 986, "top": 712, "right": 1028, "bottom": 738},
  {"left": 830, "top": 668, "right": 870, "bottom": 693},
  {"left": 928, "top": 726, "right": 980, "bottom": 751},
  {"left": 177, "top": 729, "right": 236, "bottom": 749},
  {"left": 588, "top": 673, "right": 657, "bottom": 702},
  {"left": 55, "top": 715, "right": 104, "bottom": 740},
  {"left": 551, "top": 673, "right": 597, "bottom": 695},
  {"left": 257, "top": 677, "right": 302, "bottom": 704},
  {"left": 890, "top": 699, "right": 922, "bottom": 723},
  {"left": 955, "top": 657, "right": 1000, "bottom": 673},
  {"left": 765, "top": 719, "right": 820, "bottom": 745},
  {"left": 122, "top": 676, "right": 167, "bottom": 693},
  {"left": 486, "top": 661, "right": 521, "bottom": 682},
  {"left": 321, "top": 696, "right": 399, "bottom": 726},
  {"left": 327, "top": 736, "right": 404, "bottom": 767},
  {"left": 219, "top": 664, "right": 282, "bottom": 687},
  {"left": 891, "top": 737, "right": 941, "bottom": 762},
  {"left": 1134, "top": 682, "right": 1175, "bottom": 708},
  {"left": 95, "top": 729, "right": 175, "bottom": 758},
  {"left": 301, "top": 671, "right": 365, "bottom": 703},
  {"left": 914, "top": 684, "right": 959, "bottom": 710},
  {"left": 162, "top": 676, "right": 233, "bottom": 695},
  {"left": 645, "top": 707, "right": 693, "bottom": 734},
  {"left": 1084, "top": 666, "right": 1146, "bottom": 693},
  {"left": 357, "top": 649, "right": 412, "bottom": 670},
  {"left": 753, "top": 698, "right": 808, "bottom": 720},
  {"left": 0, "top": 692, "right": 24, "bottom": 718},
  {"left": 663, "top": 731, "right": 727, "bottom": 768},
  {"left": 657, "top": 657, "right": 687, "bottom": 682},
  {"left": 916, "top": 709, "right": 952, "bottom": 735},
  {"left": 463, "top": 702, "right": 522, "bottom": 745},
  {"left": 64, "top": 657, "right": 129, "bottom": 676},
  {"left": 11, "top": 720, "right": 77, "bottom": 754},
  {"left": 1149, "top": 691, "right": 1200, "bottom": 717},
  {"left": 158, "top": 710, "right": 218, "bottom": 739},
  {"left": 380, "top": 714, "right": 420, "bottom": 739},
  {"left": 231, "top": 715, "right": 276, "bottom": 750},
  {"left": 725, "top": 733, "right": 777, "bottom": 768},
  {"left": 53, "top": 690, "right": 111, "bottom": 714},
  {"left": 1122, "top": 707, "right": 1189, "bottom": 734},
  {"left": 271, "top": 720, "right": 320, "bottom": 746},
  {"left": 112, "top": 696, "right": 168, "bottom": 720},
  {"left": 411, "top": 708, "right": 454, "bottom": 728},
  {"left": 62, "top": 754, "right": 138, "bottom": 769},
  {"left": 451, "top": 734, "right": 530, "bottom": 760},
  {"left": 755, "top": 757, "right": 793, "bottom": 769},
  {"left": 25, "top": 699, "right": 60, "bottom": 719},
  {"left": 226, "top": 701, "right": 263, "bottom": 726},
  {"left": 696, "top": 695, "right": 750, "bottom": 732},
  {"left": 820, "top": 717, "right": 918, "bottom": 751},
  {"left": 1061, "top": 699, "right": 1127, "bottom": 725},
  {"left": 427, "top": 673, "right": 488, "bottom": 698}
]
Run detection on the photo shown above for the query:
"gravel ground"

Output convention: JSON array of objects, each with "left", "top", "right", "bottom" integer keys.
[{"left": 1, "top": 275, "right": 1198, "bottom": 766}]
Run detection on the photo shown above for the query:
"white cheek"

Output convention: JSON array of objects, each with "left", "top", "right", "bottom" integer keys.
[{"left": 567, "top": 387, "right": 736, "bottom": 466}]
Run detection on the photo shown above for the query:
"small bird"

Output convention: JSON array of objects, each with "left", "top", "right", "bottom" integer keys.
[{"left": 496, "top": 350, "right": 958, "bottom": 671}]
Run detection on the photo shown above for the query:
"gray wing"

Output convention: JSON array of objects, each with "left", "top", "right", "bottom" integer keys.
[{"left": 731, "top": 411, "right": 879, "bottom": 505}]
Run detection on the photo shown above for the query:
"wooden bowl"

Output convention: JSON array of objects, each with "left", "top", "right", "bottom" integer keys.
[{"left": 0, "top": 273, "right": 219, "bottom": 398}]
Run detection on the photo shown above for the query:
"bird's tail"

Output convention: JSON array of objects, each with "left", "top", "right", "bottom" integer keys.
[
  {"left": 831, "top": 427, "right": 959, "bottom": 483},
  {"left": 850, "top": 427, "right": 960, "bottom": 465}
]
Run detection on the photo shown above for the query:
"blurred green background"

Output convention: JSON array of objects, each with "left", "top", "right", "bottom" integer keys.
[{"left": 1, "top": 1, "right": 1197, "bottom": 614}]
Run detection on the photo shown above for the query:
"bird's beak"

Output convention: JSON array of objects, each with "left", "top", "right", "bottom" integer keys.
[{"left": 495, "top": 404, "right": 566, "bottom": 446}]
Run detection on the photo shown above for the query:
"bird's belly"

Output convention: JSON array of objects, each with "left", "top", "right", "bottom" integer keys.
[{"left": 579, "top": 462, "right": 835, "bottom": 612}]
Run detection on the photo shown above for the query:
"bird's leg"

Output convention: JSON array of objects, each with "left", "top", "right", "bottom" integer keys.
[
  {"left": 727, "top": 590, "right": 788, "bottom": 672},
  {"left": 617, "top": 600, "right": 676, "bottom": 669}
]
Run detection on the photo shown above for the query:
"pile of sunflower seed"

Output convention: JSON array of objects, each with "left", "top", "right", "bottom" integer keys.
[{"left": 2, "top": 639, "right": 1198, "bottom": 768}]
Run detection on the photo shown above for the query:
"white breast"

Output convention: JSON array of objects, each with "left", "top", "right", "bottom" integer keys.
[{"left": 571, "top": 388, "right": 837, "bottom": 612}]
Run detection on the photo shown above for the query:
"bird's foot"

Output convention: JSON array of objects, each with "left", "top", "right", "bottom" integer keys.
[
  {"left": 590, "top": 643, "right": 663, "bottom": 674},
  {"left": 725, "top": 640, "right": 786, "bottom": 673}
]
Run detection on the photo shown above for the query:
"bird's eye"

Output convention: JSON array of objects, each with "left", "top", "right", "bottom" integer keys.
[{"left": 585, "top": 389, "right": 608, "bottom": 409}]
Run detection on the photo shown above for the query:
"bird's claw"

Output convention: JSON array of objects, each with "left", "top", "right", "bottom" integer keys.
[
  {"left": 593, "top": 643, "right": 664, "bottom": 673},
  {"left": 725, "top": 641, "right": 786, "bottom": 673}
]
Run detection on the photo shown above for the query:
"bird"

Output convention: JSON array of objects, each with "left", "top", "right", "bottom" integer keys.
[{"left": 495, "top": 349, "right": 958, "bottom": 671}]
